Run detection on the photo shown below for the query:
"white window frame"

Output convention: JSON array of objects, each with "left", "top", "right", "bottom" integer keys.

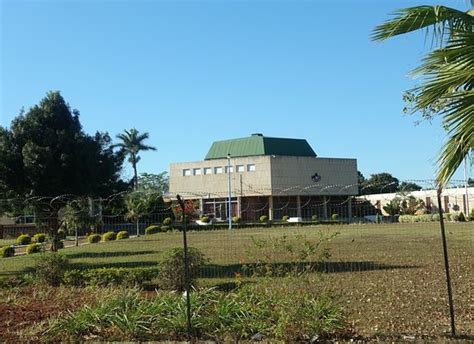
[
  {"left": 214, "top": 166, "right": 223, "bottom": 174},
  {"left": 183, "top": 169, "right": 191, "bottom": 176},
  {"left": 236, "top": 165, "right": 245, "bottom": 173},
  {"left": 193, "top": 168, "right": 202, "bottom": 176},
  {"left": 225, "top": 166, "right": 234, "bottom": 173},
  {"left": 247, "top": 164, "right": 256, "bottom": 172},
  {"left": 203, "top": 167, "right": 212, "bottom": 175}
]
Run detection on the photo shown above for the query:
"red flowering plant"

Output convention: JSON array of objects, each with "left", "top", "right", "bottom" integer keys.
[{"left": 172, "top": 199, "right": 198, "bottom": 222}]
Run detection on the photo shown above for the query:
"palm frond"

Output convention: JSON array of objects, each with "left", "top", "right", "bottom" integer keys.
[
  {"left": 372, "top": 6, "right": 473, "bottom": 43},
  {"left": 437, "top": 91, "right": 474, "bottom": 184}
]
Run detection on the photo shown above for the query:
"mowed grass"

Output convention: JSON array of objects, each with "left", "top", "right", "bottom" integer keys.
[{"left": 0, "top": 222, "right": 472, "bottom": 338}]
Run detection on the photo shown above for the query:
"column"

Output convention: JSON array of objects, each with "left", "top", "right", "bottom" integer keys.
[
  {"left": 323, "top": 196, "right": 328, "bottom": 220},
  {"left": 347, "top": 197, "right": 352, "bottom": 221},
  {"left": 237, "top": 197, "right": 242, "bottom": 218},
  {"left": 199, "top": 198, "right": 204, "bottom": 214},
  {"left": 268, "top": 196, "right": 274, "bottom": 221},
  {"left": 296, "top": 195, "right": 302, "bottom": 219}
]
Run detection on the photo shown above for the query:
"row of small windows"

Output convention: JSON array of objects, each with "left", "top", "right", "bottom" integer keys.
[{"left": 183, "top": 164, "right": 256, "bottom": 176}]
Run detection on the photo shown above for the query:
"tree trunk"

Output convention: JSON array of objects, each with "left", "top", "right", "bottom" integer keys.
[{"left": 132, "top": 154, "right": 138, "bottom": 190}]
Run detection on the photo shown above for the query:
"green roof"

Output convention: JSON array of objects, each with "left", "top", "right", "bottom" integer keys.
[{"left": 205, "top": 134, "right": 317, "bottom": 160}]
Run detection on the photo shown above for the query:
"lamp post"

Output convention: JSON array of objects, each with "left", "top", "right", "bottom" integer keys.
[{"left": 227, "top": 154, "right": 232, "bottom": 230}]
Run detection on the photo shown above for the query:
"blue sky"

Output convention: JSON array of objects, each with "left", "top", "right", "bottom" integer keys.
[{"left": 0, "top": 0, "right": 470, "bottom": 182}]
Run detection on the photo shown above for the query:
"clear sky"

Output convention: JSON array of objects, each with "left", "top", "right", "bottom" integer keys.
[{"left": 0, "top": 0, "right": 471, "bottom": 183}]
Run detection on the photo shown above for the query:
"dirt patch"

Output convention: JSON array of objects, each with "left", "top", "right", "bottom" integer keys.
[{"left": 0, "top": 285, "right": 99, "bottom": 342}]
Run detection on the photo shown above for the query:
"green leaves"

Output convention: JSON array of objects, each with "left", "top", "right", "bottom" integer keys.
[
  {"left": 373, "top": 6, "right": 474, "bottom": 185},
  {"left": 372, "top": 6, "right": 473, "bottom": 43}
]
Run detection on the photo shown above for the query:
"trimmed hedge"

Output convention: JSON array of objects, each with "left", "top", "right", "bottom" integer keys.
[
  {"left": 282, "top": 215, "right": 289, "bottom": 222},
  {"left": 1, "top": 246, "right": 15, "bottom": 258},
  {"left": 102, "top": 232, "right": 116, "bottom": 241},
  {"left": 63, "top": 267, "right": 157, "bottom": 287},
  {"left": 162, "top": 217, "right": 172, "bottom": 226},
  {"left": 116, "top": 231, "right": 129, "bottom": 240},
  {"left": 259, "top": 215, "right": 269, "bottom": 223},
  {"left": 33, "top": 233, "right": 47, "bottom": 243},
  {"left": 16, "top": 234, "right": 32, "bottom": 246},
  {"left": 88, "top": 234, "right": 101, "bottom": 244},
  {"left": 232, "top": 216, "right": 241, "bottom": 223},
  {"left": 145, "top": 225, "right": 161, "bottom": 235},
  {"left": 26, "top": 243, "right": 43, "bottom": 255}
]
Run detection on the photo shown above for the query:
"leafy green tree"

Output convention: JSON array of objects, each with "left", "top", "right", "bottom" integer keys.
[
  {"left": 383, "top": 198, "right": 402, "bottom": 222},
  {"left": 114, "top": 129, "right": 156, "bottom": 190},
  {"left": 125, "top": 191, "right": 167, "bottom": 236},
  {"left": 360, "top": 173, "right": 400, "bottom": 195},
  {"left": 373, "top": 5, "right": 474, "bottom": 185},
  {"left": 399, "top": 181, "right": 422, "bottom": 192},
  {"left": 0, "top": 91, "right": 127, "bottom": 250},
  {"left": 137, "top": 172, "right": 169, "bottom": 194}
]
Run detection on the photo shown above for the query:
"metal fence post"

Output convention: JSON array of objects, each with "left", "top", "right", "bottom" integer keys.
[
  {"left": 436, "top": 187, "right": 456, "bottom": 336},
  {"left": 177, "top": 194, "right": 193, "bottom": 339}
]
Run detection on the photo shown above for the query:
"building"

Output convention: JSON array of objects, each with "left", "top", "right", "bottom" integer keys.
[
  {"left": 169, "top": 134, "right": 358, "bottom": 221},
  {"left": 363, "top": 187, "right": 474, "bottom": 216}
]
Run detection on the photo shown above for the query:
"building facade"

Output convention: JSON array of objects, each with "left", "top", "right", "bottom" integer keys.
[{"left": 169, "top": 134, "right": 358, "bottom": 221}]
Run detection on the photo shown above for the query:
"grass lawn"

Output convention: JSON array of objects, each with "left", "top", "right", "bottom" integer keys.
[{"left": 0, "top": 222, "right": 472, "bottom": 338}]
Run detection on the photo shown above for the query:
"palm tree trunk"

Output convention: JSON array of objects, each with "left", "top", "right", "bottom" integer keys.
[{"left": 132, "top": 154, "right": 138, "bottom": 190}]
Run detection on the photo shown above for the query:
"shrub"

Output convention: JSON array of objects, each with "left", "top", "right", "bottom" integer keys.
[
  {"left": 32, "top": 233, "right": 47, "bottom": 243},
  {"left": 162, "top": 217, "right": 172, "bottom": 226},
  {"left": 57, "top": 229, "right": 67, "bottom": 240},
  {"left": 259, "top": 215, "right": 269, "bottom": 223},
  {"left": 311, "top": 214, "right": 318, "bottom": 221},
  {"left": 1, "top": 246, "right": 15, "bottom": 258},
  {"left": 26, "top": 243, "right": 43, "bottom": 255},
  {"left": 145, "top": 225, "right": 161, "bottom": 235},
  {"left": 445, "top": 213, "right": 452, "bottom": 221},
  {"left": 88, "top": 234, "right": 101, "bottom": 244},
  {"left": 102, "top": 231, "right": 116, "bottom": 241},
  {"left": 116, "top": 231, "right": 129, "bottom": 240},
  {"left": 35, "top": 253, "right": 69, "bottom": 286},
  {"left": 457, "top": 212, "right": 466, "bottom": 222},
  {"left": 469, "top": 209, "right": 474, "bottom": 221},
  {"left": 160, "top": 225, "right": 171, "bottom": 232},
  {"left": 282, "top": 215, "right": 289, "bottom": 222},
  {"left": 331, "top": 214, "right": 339, "bottom": 221},
  {"left": 232, "top": 216, "right": 241, "bottom": 223},
  {"left": 159, "top": 247, "right": 206, "bottom": 291},
  {"left": 63, "top": 267, "right": 157, "bottom": 287},
  {"left": 16, "top": 234, "right": 31, "bottom": 245},
  {"left": 200, "top": 216, "right": 210, "bottom": 223}
]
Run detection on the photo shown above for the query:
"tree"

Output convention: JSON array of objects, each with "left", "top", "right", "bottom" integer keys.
[
  {"left": 360, "top": 173, "right": 400, "bottom": 195},
  {"left": 399, "top": 181, "right": 422, "bottom": 192},
  {"left": 137, "top": 172, "right": 169, "bottom": 195},
  {"left": 0, "top": 91, "right": 126, "bottom": 199},
  {"left": 373, "top": 5, "right": 474, "bottom": 185},
  {"left": 383, "top": 198, "right": 402, "bottom": 221},
  {"left": 125, "top": 191, "right": 167, "bottom": 236},
  {"left": 114, "top": 129, "right": 156, "bottom": 190},
  {"left": 0, "top": 91, "right": 127, "bottom": 250}
]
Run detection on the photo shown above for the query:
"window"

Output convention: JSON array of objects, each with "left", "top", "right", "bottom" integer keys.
[
  {"left": 225, "top": 166, "right": 234, "bottom": 173},
  {"left": 247, "top": 164, "right": 256, "bottom": 172},
  {"left": 193, "top": 168, "right": 201, "bottom": 176},
  {"left": 183, "top": 169, "right": 191, "bottom": 176},
  {"left": 214, "top": 166, "right": 223, "bottom": 174},
  {"left": 204, "top": 167, "right": 212, "bottom": 175},
  {"left": 236, "top": 165, "right": 245, "bottom": 172}
]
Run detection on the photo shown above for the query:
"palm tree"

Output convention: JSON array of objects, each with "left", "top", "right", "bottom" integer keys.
[
  {"left": 114, "top": 129, "right": 156, "bottom": 189},
  {"left": 372, "top": 5, "right": 473, "bottom": 185}
]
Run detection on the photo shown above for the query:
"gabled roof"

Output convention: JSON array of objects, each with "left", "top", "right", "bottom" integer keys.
[{"left": 205, "top": 134, "right": 317, "bottom": 160}]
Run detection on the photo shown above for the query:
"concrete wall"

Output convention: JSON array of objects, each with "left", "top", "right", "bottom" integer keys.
[
  {"left": 169, "top": 155, "right": 358, "bottom": 198},
  {"left": 169, "top": 156, "right": 272, "bottom": 198},
  {"left": 363, "top": 187, "right": 474, "bottom": 215},
  {"left": 270, "top": 156, "right": 358, "bottom": 196}
]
